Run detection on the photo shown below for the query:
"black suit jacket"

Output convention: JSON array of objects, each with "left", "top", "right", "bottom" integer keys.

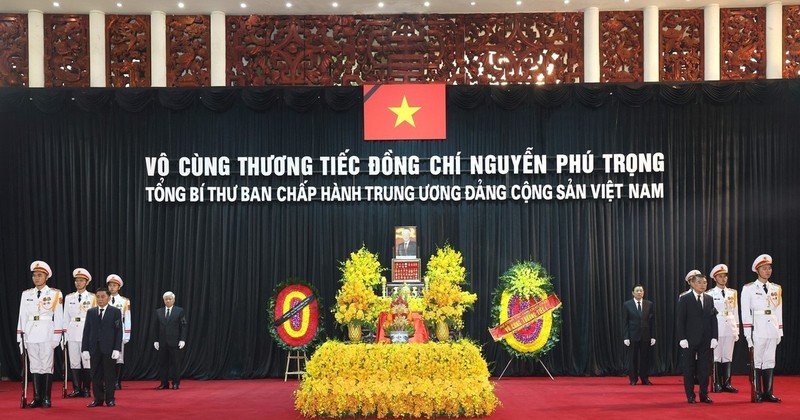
[
  {"left": 622, "top": 299, "right": 654, "bottom": 342},
  {"left": 676, "top": 293, "right": 718, "bottom": 345},
  {"left": 81, "top": 305, "right": 123, "bottom": 355},
  {"left": 154, "top": 306, "right": 187, "bottom": 347},
  {"left": 397, "top": 240, "right": 417, "bottom": 257}
]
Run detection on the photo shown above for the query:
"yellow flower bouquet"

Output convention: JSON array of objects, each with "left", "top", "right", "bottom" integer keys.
[
  {"left": 333, "top": 246, "right": 385, "bottom": 330},
  {"left": 422, "top": 244, "right": 477, "bottom": 330}
]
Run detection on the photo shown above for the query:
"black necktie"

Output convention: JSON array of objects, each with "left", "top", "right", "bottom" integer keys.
[
  {"left": 697, "top": 295, "right": 702, "bottom": 308},
  {"left": 637, "top": 301, "right": 641, "bottom": 313},
  {"left": 763, "top": 284, "right": 768, "bottom": 294},
  {"left": 166, "top": 308, "right": 171, "bottom": 319},
  {"left": 112, "top": 297, "right": 116, "bottom": 304},
  {"left": 99, "top": 308, "right": 104, "bottom": 320},
  {"left": 37, "top": 290, "right": 41, "bottom": 298},
  {"left": 721, "top": 289, "right": 725, "bottom": 298},
  {"left": 78, "top": 294, "right": 82, "bottom": 302}
]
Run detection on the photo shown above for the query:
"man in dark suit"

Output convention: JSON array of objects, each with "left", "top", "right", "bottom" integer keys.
[
  {"left": 396, "top": 228, "right": 417, "bottom": 257},
  {"left": 153, "top": 291, "right": 187, "bottom": 390},
  {"left": 81, "top": 287, "right": 123, "bottom": 407},
  {"left": 622, "top": 284, "right": 655, "bottom": 385},
  {"left": 677, "top": 273, "right": 719, "bottom": 404}
]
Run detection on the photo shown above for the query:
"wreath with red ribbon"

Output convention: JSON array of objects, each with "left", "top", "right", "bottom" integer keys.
[
  {"left": 490, "top": 261, "right": 562, "bottom": 359},
  {"left": 268, "top": 279, "right": 325, "bottom": 352}
]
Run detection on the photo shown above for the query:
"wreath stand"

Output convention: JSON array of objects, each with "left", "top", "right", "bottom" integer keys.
[
  {"left": 284, "top": 350, "right": 307, "bottom": 381},
  {"left": 497, "top": 356, "right": 554, "bottom": 381}
]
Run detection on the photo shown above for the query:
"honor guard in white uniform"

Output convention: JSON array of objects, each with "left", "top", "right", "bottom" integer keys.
[
  {"left": 17, "top": 261, "right": 64, "bottom": 408},
  {"left": 63, "top": 268, "right": 96, "bottom": 398},
  {"left": 106, "top": 274, "right": 131, "bottom": 389},
  {"left": 741, "top": 254, "right": 783, "bottom": 403},
  {"left": 708, "top": 264, "right": 740, "bottom": 393}
]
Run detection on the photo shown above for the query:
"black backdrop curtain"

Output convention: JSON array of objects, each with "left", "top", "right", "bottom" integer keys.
[{"left": 1, "top": 82, "right": 799, "bottom": 380}]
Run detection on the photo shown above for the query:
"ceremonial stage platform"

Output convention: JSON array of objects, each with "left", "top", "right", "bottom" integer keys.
[{"left": 2, "top": 375, "right": 799, "bottom": 419}]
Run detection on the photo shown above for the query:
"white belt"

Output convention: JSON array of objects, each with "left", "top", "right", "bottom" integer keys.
[
  {"left": 29, "top": 315, "right": 53, "bottom": 321},
  {"left": 753, "top": 310, "right": 773, "bottom": 315},
  {"left": 718, "top": 311, "right": 734, "bottom": 317}
]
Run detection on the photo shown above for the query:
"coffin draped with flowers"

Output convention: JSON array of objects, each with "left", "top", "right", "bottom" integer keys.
[{"left": 294, "top": 340, "right": 498, "bottom": 418}]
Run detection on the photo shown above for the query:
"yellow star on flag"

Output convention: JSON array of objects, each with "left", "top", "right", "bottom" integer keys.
[{"left": 388, "top": 96, "right": 422, "bottom": 128}]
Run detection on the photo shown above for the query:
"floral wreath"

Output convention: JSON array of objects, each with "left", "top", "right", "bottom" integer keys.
[
  {"left": 491, "top": 261, "right": 562, "bottom": 359},
  {"left": 268, "top": 278, "right": 325, "bottom": 352}
]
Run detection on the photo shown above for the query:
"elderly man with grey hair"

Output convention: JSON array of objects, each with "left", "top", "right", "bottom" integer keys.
[{"left": 153, "top": 291, "right": 187, "bottom": 390}]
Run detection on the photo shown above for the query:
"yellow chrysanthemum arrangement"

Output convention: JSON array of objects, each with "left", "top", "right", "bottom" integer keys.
[
  {"left": 422, "top": 244, "right": 477, "bottom": 330},
  {"left": 333, "top": 246, "right": 385, "bottom": 328}
]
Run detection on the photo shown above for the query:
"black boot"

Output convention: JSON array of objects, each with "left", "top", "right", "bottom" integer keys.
[
  {"left": 67, "top": 369, "right": 82, "bottom": 397},
  {"left": 81, "top": 369, "right": 92, "bottom": 397},
  {"left": 712, "top": 362, "right": 722, "bottom": 392},
  {"left": 721, "top": 362, "right": 738, "bottom": 393},
  {"left": 41, "top": 373, "right": 52, "bottom": 408},
  {"left": 753, "top": 369, "right": 763, "bottom": 403},
  {"left": 115, "top": 364, "right": 123, "bottom": 390},
  {"left": 762, "top": 368, "right": 781, "bottom": 402},
  {"left": 27, "top": 374, "right": 42, "bottom": 408}
]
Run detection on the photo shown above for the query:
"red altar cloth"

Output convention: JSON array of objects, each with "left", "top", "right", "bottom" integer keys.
[{"left": 375, "top": 312, "right": 429, "bottom": 343}]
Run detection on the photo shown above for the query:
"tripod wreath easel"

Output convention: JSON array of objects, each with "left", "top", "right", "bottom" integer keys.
[{"left": 489, "top": 261, "right": 562, "bottom": 381}]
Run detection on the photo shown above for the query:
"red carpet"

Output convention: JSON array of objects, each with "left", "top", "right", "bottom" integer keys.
[{"left": 1, "top": 376, "right": 797, "bottom": 419}]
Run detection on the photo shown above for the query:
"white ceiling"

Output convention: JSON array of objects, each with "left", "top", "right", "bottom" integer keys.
[{"left": 1, "top": 1, "right": 796, "bottom": 16}]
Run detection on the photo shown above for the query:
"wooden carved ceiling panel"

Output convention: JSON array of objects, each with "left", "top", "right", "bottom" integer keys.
[
  {"left": 301, "top": 15, "right": 351, "bottom": 85},
  {"left": 600, "top": 11, "right": 643, "bottom": 83},
  {"left": 107, "top": 15, "right": 150, "bottom": 87},
  {"left": 720, "top": 8, "right": 765, "bottom": 80},
  {"left": 349, "top": 15, "right": 461, "bottom": 84},
  {"left": 660, "top": 9, "right": 703, "bottom": 81},
  {"left": 0, "top": 14, "right": 27, "bottom": 87},
  {"left": 785, "top": 5, "right": 800, "bottom": 79},
  {"left": 167, "top": 15, "right": 210, "bottom": 87},
  {"left": 44, "top": 14, "right": 89, "bottom": 87},
  {"left": 462, "top": 13, "right": 582, "bottom": 85}
]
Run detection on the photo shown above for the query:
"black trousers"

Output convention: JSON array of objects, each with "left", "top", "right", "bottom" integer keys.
[
  {"left": 682, "top": 342, "right": 710, "bottom": 397},
  {"left": 90, "top": 351, "right": 117, "bottom": 403},
  {"left": 628, "top": 339, "right": 651, "bottom": 382},
  {"left": 158, "top": 344, "right": 183, "bottom": 386}
]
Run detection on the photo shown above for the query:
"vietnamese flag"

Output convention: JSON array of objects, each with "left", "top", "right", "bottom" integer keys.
[{"left": 363, "top": 84, "right": 446, "bottom": 141}]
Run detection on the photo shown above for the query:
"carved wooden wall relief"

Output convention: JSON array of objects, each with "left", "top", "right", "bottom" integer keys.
[
  {"left": 462, "top": 13, "right": 582, "bottom": 84},
  {"left": 785, "top": 5, "right": 800, "bottom": 79},
  {"left": 167, "top": 15, "right": 210, "bottom": 86},
  {"left": 599, "top": 11, "right": 643, "bottom": 83},
  {"left": 720, "top": 8, "right": 765, "bottom": 80},
  {"left": 107, "top": 15, "right": 150, "bottom": 87},
  {"left": 0, "top": 14, "right": 27, "bottom": 87},
  {"left": 44, "top": 14, "right": 89, "bottom": 87},
  {"left": 660, "top": 9, "right": 703, "bottom": 81}
]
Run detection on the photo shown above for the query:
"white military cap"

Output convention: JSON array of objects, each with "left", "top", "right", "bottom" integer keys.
[
  {"left": 752, "top": 254, "right": 773, "bottom": 272},
  {"left": 709, "top": 264, "right": 728, "bottom": 279},
  {"left": 684, "top": 269, "right": 701, "bottom": 282},
  {"left": 73, "top": 268, "right": 92, "bottom": 283},
  {"left": 106, "top": 274, "right": 124, "bottom": 287},
  {"left": 30, "top": 260, "right": 52, "bottom": 279}
]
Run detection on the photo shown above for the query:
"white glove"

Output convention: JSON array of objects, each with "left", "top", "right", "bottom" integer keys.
[
  {"left": 679, "top": 339, "right": 689, "bottom": 349},
  {"left": 746, "top": 337, "right": 754, "bottom": 348},
  {"left": 154, "top": 342, "right": 160, "bottom": 351},
  {"left": 178, "top": 341, "right": 185, "bottom": 349},
  {"left": 710, "top": 338, "right": 718, "bottom": 349},
  {"left": 650, "top": 338, "right": 656, "bottom": 346},
  {"left": 19, "top": 341, "right": 24, "bottom": 355},
  {"left": 623, "top": 339, "right": 630, "bottom": 347},
  {"left": 777, "top": 336, "right": 781, "bottom": 345},
  {"left": 734, "top": 334, "right": 740, "bottom": 342},
  {"left": 111, "top": 350, "right": 120, "bottom": 360},
  {"left": 82, "top": 351, "right": 91, "bottom": 361},
  {"left": 123, "top": 339, "right": 129, "bottom": 345}
]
